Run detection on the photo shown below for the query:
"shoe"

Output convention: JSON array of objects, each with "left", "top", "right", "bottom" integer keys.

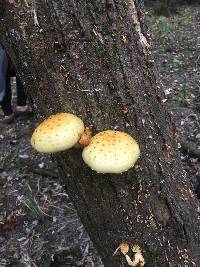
[
  {"left": 0, "top": 113, "right": 14, "bottom": 124},
  {"left": 14, "top": 105, "right": 33, "bottom": 118}
]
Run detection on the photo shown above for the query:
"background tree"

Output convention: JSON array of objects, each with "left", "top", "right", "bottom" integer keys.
[
  {"left": 154, "top": 0, "right": 178, "bottom": 17},
  {"left": 0, "top": 0, "right": 199, "bottom": 266},
  {"left": 147, "top": 0, "right": 200, "bottom": 17}
]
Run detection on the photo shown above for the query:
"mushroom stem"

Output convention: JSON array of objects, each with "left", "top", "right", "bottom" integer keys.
[{"left": 78, "top": 127, "right": 93, "bottom": 147}]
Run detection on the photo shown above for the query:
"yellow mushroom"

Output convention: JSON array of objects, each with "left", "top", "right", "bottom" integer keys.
[
  {"left": 31, "top": 113, "right": 85, "bottom": 153},
  {"left": 82, "top": 130, "right": 140, "bottom": 174}
]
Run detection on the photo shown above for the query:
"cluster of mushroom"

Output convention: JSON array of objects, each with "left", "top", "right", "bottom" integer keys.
[
  {"left": 31, "top": 113, "right": 140, "bottom": 174},
  {"left": 113, "top": 242, "right": 145, "bottom": 266}
]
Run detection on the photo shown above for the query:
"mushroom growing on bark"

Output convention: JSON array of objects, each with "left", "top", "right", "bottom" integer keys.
[
  {"left": 31, "top": 113, "right": 86, "bottom": 153},
  {"left": 113, "top": 243, "right": 145, "bottom": 267},
  {"left": 82, "top": 130, "right": 140, "bottom": 174},
  {"left": 31, "top": 115, "right": 140, "bottom": 174}
]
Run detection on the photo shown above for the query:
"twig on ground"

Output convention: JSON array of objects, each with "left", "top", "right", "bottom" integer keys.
[{"left": 27, "top": 167, "right": 58, "bottom": 178}]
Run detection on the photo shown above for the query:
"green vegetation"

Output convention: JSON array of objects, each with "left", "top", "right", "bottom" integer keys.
[
  {"left": 154, "top": 17, "right": 174, "bottom": 40},
  {"left": 41, "top": 256, "right": 52, "bottom": 267}
]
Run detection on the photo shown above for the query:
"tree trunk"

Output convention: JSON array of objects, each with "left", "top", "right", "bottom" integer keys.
[
  {"left": 0, "top": 1, "right": 199, "bottom": 266},
  {"left": 152, "top": 0, "right": 200, "bottom": 16}
]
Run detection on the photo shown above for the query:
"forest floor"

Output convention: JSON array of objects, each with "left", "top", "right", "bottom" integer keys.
[{"left": 0, "top": 5, "right": 200, "bottom": 267}]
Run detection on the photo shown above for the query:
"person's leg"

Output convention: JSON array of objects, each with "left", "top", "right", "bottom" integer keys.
[
  {"left": 0, "top": 75, "right": 14, "bottom": 123},
  {"left": 15, "top": 77, "right": 32, "bottom": 115},
  {"left": 1, "top": 75, "right": 13, "bottom": 116},
  {"left": 0, "top": 47, "right": 13, "bottom": 120},
  {"left": 16, "top": 77, "right": 27, "bottom": 107}
]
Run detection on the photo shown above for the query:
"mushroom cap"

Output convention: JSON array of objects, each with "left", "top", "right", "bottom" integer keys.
[
  {"left": 82, "top": 130, "right": 140, "bottom": 173},
  {"left": 31, "top": 113, "right": 84, "bottom": 153}
]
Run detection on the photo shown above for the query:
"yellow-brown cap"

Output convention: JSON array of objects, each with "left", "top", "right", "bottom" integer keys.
[
  {"left": 31, "top": 113, "right": 84, "bottom": 153},
  {"left": 82, "top": 130, "right": 140, "bottom": 173}
]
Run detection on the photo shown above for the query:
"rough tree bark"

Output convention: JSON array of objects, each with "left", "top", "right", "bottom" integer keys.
[{"left": 0, "top": 1, "right": 199, "bottom": 266}]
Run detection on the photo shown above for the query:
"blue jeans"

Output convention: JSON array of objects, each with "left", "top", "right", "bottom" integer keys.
[{"left": 0, "top": 47, "right": 7, "bottom": 102}]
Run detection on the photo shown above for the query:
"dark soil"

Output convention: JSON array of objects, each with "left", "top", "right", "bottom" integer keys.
[{"left": 0, "top": 5, "right": 199, "bottom": 267}]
